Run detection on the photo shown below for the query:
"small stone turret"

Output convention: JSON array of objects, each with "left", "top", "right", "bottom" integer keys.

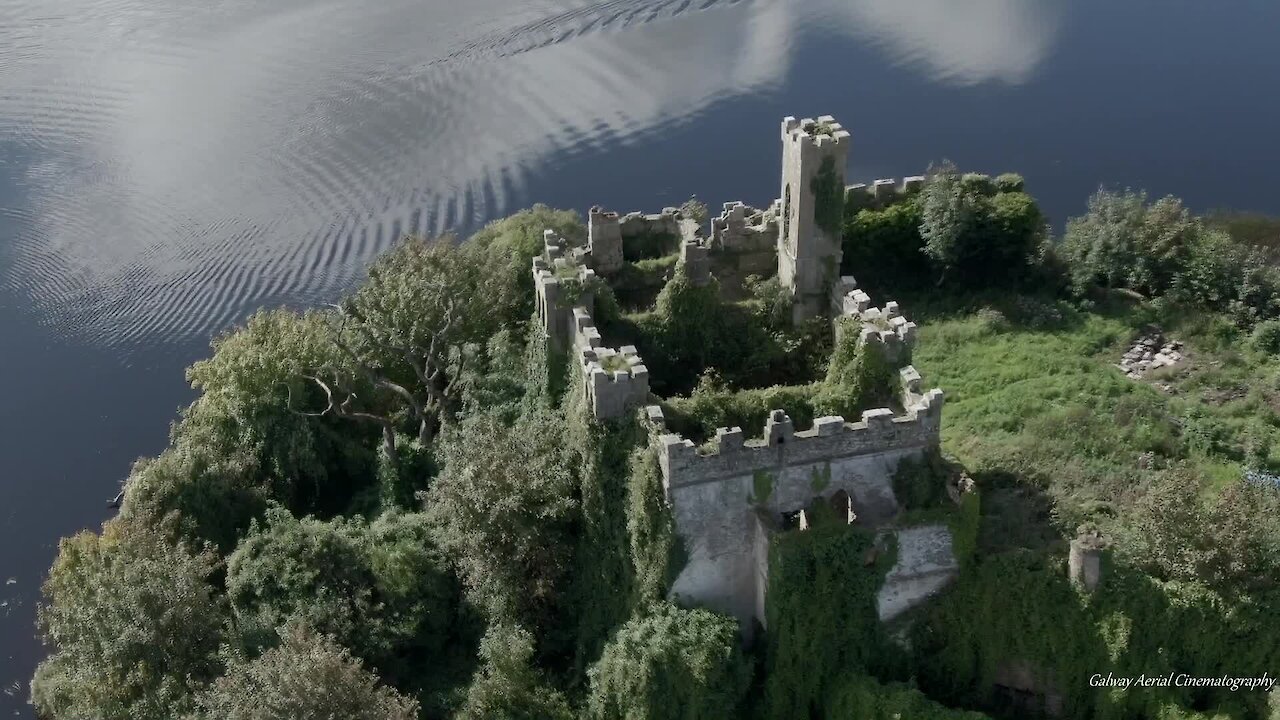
[{"left": 1069, "top": 529, "right": 1107, "bottom": 593}]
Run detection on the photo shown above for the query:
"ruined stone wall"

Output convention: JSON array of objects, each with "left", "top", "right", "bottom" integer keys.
[
  {"left": 652, "top": 389, "right": 944, "bottom": 624},
  {"left": 708, "top": 201, "right": 779, "bottom": 291},
  {"left": 844, "top": 176, "right": 925, "bottom": 213},
  {"left": 533, "top": 229, "right": 596, "bottom": 353},
  {"left": 534, "top": 229, "right": 650, "bottom": 420}
]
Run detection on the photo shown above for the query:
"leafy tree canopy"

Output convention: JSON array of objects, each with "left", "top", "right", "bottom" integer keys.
[
  {"left": 32, "top": 516, "right": 228, "bottom": 720},
  {"left": 186, "top": 624, "right": 420, "bottom": 720},
  {"left": 225, "top": 507, "right": 459, "bottom": 686}
]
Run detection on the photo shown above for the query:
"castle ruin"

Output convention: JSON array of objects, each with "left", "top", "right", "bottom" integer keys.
[{"left": 532, "top": 115, "right": 960, "bottom": 630}]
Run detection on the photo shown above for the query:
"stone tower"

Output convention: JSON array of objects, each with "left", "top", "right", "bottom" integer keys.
[{"left": 777, "top": 115, "right": 850, "bottom": 323}]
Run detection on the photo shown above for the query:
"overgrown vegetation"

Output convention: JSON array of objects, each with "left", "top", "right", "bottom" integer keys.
[{"left": 31, "top": 170, "right": 1280, "bottom": 720}]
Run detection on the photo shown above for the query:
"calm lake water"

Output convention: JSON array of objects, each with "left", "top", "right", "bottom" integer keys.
[{"left": 3, "top": 0, "right": 1280, "bottom": 713}]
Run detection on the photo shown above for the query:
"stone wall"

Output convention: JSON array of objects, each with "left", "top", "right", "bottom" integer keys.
[
  {"left": 533, "top": 229, "right": 596, "bottom": 353},
  {"left": 588, "top": 206, "right": 624, "bottom": 274},
  {"left": 831, "top": 275, "right": 918, "bottom": 367}
]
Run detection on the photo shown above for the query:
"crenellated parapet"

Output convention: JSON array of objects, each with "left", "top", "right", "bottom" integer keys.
[
  {"left": 781, "top": 115, "right": 852, "bottom": 151},
  {"left": 655, "top": 390, "right": 943, "bottom": 491},
  {"left": 844, "top": 175, "right": 926, "bottom": 213},
  {"left": 582, "top": 344, "right": 650, "bottom": 420},
  {"left": 535, "top": 228, "right": 651, "bottom": 420}
]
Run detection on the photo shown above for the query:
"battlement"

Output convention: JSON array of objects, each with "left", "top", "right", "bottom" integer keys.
[
  {"left": 655, "top": 390, "right": 943, "bottom": 489},
  {"left": 710, "top": 201, "right": 779, "bottom": 254},
  {"left": 582, "top": 344, "right": 650, "bottom": 420},
  {"left": 781, "top": 115, "right": 852, "bottom": 150},
  {"left": 833, "top": 275, "right": 917, "bottom": 340},
  {"left": 844, "top": 176, "right": 926, "bottom": 212}
]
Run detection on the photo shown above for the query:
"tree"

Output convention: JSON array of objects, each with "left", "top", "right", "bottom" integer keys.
[
  {"left": 425, "top": 409, "right": 578, "bottom": 628},
  {"left": 467, "top": 204, "right": 586, "bottom": 329},
  {"left": 224, "top": 508, "right": 458, "bottom": 686},
  {"left": 186, "top": 624, "right": 420, "bottom": 720},
  {"left": 586, "top": 602, "right": 750, "bottom": 720},
  {"left": 31, "top": 517, "right": 228, "bottom": 720},
  {"left": 919, "top": 161, "right": 978, "bottom": 283},
  {"left": 121, "top": 309, "right": 379, "bottom": 550},
  {"left": 1061, "top": 189, "right": 1154, "bottom": 294},
  {"left": 455, "top": 624, "right": 574, "bottom": 720}
]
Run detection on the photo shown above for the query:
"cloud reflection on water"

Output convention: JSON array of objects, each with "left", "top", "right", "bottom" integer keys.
[{"left": 0, "top": 0, "right": 1062, "bottom": 350}]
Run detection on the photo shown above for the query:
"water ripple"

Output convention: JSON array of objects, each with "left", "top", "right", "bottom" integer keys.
[{"left": 0, "top": 0, "right": 1062, "bottom": 352}]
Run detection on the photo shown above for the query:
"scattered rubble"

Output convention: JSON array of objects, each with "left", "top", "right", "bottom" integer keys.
[{"left": 1116, "top": 332, "right": 1184, "bottom": 379}]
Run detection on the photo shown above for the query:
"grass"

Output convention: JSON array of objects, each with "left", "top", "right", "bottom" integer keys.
[
  {"left": 600, "top": 354, "right": 631, "bottom": 373},
  {"left": 904, "top": 290, "right": 1280, "bottom": 548}
]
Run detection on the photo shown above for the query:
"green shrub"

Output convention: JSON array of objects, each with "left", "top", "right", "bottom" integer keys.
[
  {"left": 994, "top": 173, "right": 1025, "bottom": 194},
  {"left": 825, "top": 675, "right": 991, "bottom": 720},
  {"left": 587, "top": 603, "right": 750, "bottom": 720},
  {"left": 814, "top": 317, "right": 900, "bottom": 420},
  {"left": 765, "top": 522, "right": 892, "bottom": 718},
  {"left": 892, "top": 452, "right": 950, "bottom": 510},
  {"left": 1251, "top": 319, "right": 1280, "bottom": 354},
  {"left": 660, "top": 375, "right": 820, "bottom": 444}
]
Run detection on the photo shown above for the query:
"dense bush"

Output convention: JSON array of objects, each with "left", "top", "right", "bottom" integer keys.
[
  {"left": 911, "top": 550, "right": 1280, "bottom": 719},
  {"left": 1252, "top": 319, "right": 1280, "bottom": 354},
  {"left": 661, "top": 374, "right": 820, "bottom": 444},
  {"left": 841, "top": 163, "right": 1047, "bottom": 293},
  {"left": 225, "top": 508, "right": 462, "bottom": 689},
  {"left": 1062, "top": 189, "right": 1280, "bottom": 325},
  {"left": 825, "top": 675, "right": 991, "bottom": 720},
  {"left": 187, "top": 624, "right": 421, "bottom": 720},
  {"left": 764, "top": 520, "right": 892, "bottom": 718},
  {"left": 621, "top": 263, "right": 824, "bottom": 394},
  {"left": 813, "top": 316, "right": 900, "bottom": 420},
  {"left": 587, "top": 603, "right": 750, "bottom": 720},
  {"left": 425, "top": 408, "right": 577, "bottom": 632}
]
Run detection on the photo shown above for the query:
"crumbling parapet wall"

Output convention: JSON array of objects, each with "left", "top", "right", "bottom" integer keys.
[
  {"left": 844, "top": 176, "right": 926, "bottom": 213},
  {"left": 778, "top": 115, "right": 850, "bottom": 323},
  {"left": 831, "top": 275, "right": 918, "bottom": 368},
  {"left": 535, "top": 229, "right": 651, "bottom": 420},
  {"left": 711, "top": 201, "right": 779, "bottom": 254},
  {"left": 533, "top": 230, "right": 596, "bottom": 353},
  {"left": 706, "top": 201, "right": 780, "bottom": 291}
]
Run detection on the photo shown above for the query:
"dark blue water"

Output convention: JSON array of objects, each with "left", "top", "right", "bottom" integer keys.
[{"left": 4, "top": 0, "right": 1280, "bottom": 714}]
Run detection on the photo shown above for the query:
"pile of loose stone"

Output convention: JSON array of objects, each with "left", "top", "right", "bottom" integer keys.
[{"left": 1117, "top": 332, "right": 1184, "bottom": 379}]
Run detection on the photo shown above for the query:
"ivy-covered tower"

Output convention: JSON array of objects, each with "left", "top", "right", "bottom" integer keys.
[{"left": 777, "top": 115, "right": 850, "bottom": 323}]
